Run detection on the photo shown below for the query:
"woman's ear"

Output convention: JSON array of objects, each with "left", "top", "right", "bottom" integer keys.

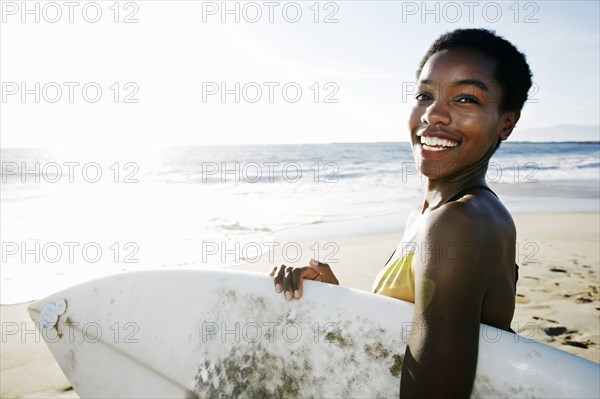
[{"left": 499, "top": 110, "right": 521, "bottom": 141}]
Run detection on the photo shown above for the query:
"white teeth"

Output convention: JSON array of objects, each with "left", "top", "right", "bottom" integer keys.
[
  {"left": 420, "top": 136, "right": 458, "bottom": 148},
  {"left": 422, "top": 144, "right": 446, "bottom": 151}
]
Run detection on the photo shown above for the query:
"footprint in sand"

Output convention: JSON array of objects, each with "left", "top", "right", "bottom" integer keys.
[
  {"left": 576, "top": 296, "right": 593, "bottom": 304},
  {"left": 541, "top": 326, "right": 592, "bottom": 350},
  {"left": 516, "top": 293, "right": 530, "bottom": 304},
  {"left": 563, "top": 339, "right": 593, "bottom": 349},
  {"left": 550, "top": 267, "right": 568, "bottom": 273},
  {"left": 533, "top": 316, "right": 558, "bottom": 324},
  {"left": 544, "top": 326, "right": 577, "bottom": 337},
  {"left": 544, "top": 326, "right": 568, "bottom": 336}
]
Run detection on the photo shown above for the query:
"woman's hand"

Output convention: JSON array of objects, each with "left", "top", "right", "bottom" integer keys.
[{"left": 269, "top": 258, "right": 339, "bottom": 300}]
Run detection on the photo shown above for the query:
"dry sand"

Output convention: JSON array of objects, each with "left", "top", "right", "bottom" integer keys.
[
  {"left": 1, "top": 212, "right": 598, "bottom": 398},
  {"left": 511, "top": 213, "right": 600, "bottom": 361}
]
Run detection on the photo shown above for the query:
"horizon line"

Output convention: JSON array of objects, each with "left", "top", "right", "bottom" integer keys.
[{"left": 2, "top": 140, "right": 599, "bottom": 150}]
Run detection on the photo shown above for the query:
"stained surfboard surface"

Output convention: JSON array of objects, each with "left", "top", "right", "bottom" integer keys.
[{"left": 28, "top": 270, "right": 599, "bottom": 398}]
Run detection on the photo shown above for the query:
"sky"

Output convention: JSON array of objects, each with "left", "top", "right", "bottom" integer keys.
[{"left": 1, "top": 0, "right": 599, "bottom": 148}]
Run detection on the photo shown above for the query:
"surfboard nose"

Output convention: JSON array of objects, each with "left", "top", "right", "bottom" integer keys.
[{"left": 27, "top": 297, "right": 68, "bottom": 329}]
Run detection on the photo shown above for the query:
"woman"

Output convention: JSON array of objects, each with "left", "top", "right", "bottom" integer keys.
[{"left": 270, "top": 28, "right": 532, "bottom": 398}]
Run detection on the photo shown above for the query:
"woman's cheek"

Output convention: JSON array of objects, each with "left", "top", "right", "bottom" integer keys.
[
  {"left": 455, "top": 113, "right": 478, "bottom": 130},
  {"left": 408, "top": 105, "right": 422, "bottom": 124},
  {"left": 408, "top": 107, "right": 423, "bottom": 140}
]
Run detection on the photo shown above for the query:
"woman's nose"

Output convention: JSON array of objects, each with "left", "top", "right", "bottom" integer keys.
[{"left": 421, "top": 100, "right": 450, "bottom": 126}]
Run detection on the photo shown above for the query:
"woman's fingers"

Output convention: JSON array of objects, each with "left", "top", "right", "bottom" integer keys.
[
  {"left": 291, "top": 268, "right": 302, "bottom": 299},
  {"left": 273, "top": 265, "right": 285, "bottom": 293},
  {"left": 283, "top": 266, "right": 294, "bottom": 300},
  {"left": 271, "top": 261, "right": 326, "bottom": 300},
  {"left": 292, "top": 267, "right": 322, "bottom": 299}
]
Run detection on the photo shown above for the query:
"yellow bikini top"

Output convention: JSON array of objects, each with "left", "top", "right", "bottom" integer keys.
[
  {"left": 372, "top": 185, "right": 512, "bottom": 303},
  {"left": 371, "top": 215, "right": 422, "bottom": 303}
]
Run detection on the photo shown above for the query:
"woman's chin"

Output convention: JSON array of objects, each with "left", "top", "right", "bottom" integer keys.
[{"left": 415, "top": 159, "right": 460, "bottom": 180}]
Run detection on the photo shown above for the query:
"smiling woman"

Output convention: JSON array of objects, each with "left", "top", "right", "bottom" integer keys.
[
  {"left": 394, "top": 29, "right": 532, "bottom": 398},
  {"left": 270, "top": 28, "right": 533, "bottom": 398}
]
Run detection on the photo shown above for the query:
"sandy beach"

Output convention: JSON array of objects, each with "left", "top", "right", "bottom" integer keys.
[{"left": 1, "top": 212, "right": 598, "bottom": 398}]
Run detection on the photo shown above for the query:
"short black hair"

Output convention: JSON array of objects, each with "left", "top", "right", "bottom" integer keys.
[{"left": 416, "top": 28, "right": 533, "bottom": 114}]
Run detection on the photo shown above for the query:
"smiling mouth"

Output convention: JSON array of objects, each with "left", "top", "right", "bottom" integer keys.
[{"left": 418, "top": 135, "right": 459, "bottom": 152}]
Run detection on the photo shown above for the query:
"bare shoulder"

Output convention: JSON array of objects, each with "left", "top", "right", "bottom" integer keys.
[
  {"left": 413, "top": 189, "right": 516, "bottom": 299},
  {"left": 426, "top": 189, "right": 515, "bottom": 244},
  {"left": 418, "top": 190, "right": 518, "bottom": 329}
]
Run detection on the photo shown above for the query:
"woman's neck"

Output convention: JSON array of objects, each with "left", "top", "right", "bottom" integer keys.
[{"left": 421, "top": 153, "right": 492, "bottom": 213}]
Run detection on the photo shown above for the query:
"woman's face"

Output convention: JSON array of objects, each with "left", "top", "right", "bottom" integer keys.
[{"left": 409, "top": 47, "right": 513, "bottom": 180}]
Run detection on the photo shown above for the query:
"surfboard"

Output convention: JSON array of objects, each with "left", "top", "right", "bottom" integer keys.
[{"left": 28, "top": 270, "right": 599, "bottom": 398}]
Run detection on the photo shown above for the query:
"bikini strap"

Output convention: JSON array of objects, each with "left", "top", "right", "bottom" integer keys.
[
  {"left": 384, "top": 249, "right": 396, "bottom": 266},
  {"left": 444, "top": 184, "right": 498, "bottom": 204}
]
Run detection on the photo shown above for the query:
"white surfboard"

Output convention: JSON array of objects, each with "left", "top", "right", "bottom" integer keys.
[{"left": 28, "top": 270, "right": 598, "bottom": 398}]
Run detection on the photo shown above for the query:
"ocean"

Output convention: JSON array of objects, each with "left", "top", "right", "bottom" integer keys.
[{"left": 1, "top": 142, "right": 598, "bottom": 303}]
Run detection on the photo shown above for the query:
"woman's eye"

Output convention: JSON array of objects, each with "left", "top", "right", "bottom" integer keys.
[
  {"left": 415, "top": 92, "right": 432, "bottom": 102},
  {"left": 456, "top": 95, "right": 480, "bottom": 104}
]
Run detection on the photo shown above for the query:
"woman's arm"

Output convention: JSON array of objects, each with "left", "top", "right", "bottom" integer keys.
[{"left": 400, "top": 206, "right": 494, "bottom": 398}]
